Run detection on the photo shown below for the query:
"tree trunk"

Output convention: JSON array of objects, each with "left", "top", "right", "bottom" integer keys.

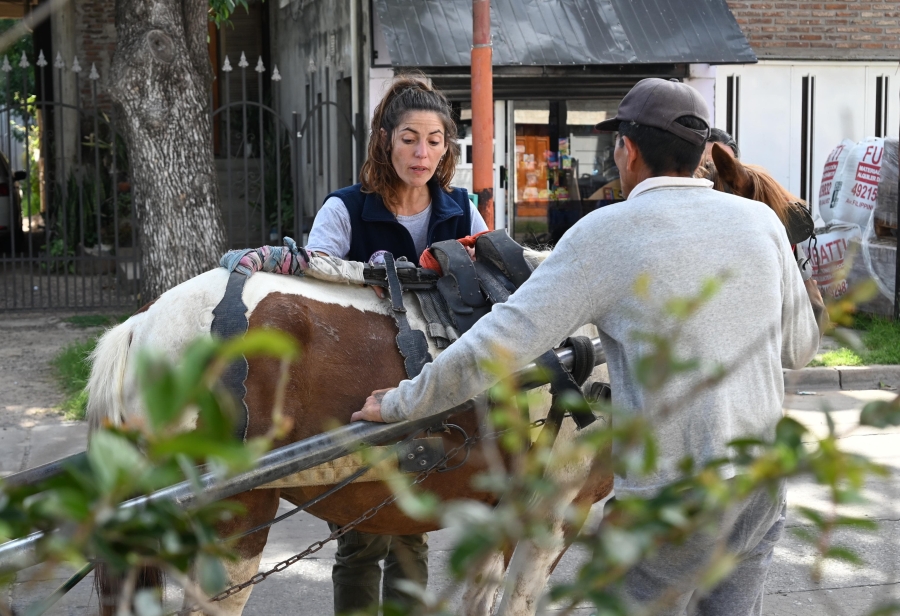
[{"left": 110, "top": 0, "right": 226, "bottom": 300}]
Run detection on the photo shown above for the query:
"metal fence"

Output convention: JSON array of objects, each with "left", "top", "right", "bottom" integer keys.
[
  {"left": 0, "top": 50, "right": 362, "bottom": 312},
  {"left": 0, "top": 51, "right": 140, "bottom": 311}
]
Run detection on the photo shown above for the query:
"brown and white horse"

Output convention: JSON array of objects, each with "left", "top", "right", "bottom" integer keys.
[{"left": 86, "top": 263, "right": 613, "bottom": 616}]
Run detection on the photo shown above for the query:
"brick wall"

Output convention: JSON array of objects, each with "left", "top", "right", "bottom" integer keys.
[
  {"left": 75, "top": 0, "right": 116, "bottom": 108},
  {"left": 726, "top": 1, "right": 900, "bottom": 60}
]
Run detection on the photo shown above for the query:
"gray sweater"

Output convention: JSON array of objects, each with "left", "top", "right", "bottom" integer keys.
[{"left": 380, "top": 177, "right": 820, "bottom": 496}]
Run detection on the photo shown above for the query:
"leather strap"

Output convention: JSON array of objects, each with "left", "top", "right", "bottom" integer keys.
[
  {"left": 210, "top": 271, "right": 251, "bottom": 441},
  {"left": 430, "top": 239, "right": 484, "bottom": 307},
  {"left": 473, "top": 260, "right": 514, "bottom": 304},
  {"left": 565, "top": 335, "right": 596, "bottom": 387},
  {"left": 384, "top": 253, "right": 433, "bottom": 378},
  {"left": 535, "top": 346, "right": 597, "bottom": 430},
  {"left": 474, "top": 230, "right": 533, "bottom": 287},
  {"left": 431, "top": 239, "right": 490, "bottom": 336}
]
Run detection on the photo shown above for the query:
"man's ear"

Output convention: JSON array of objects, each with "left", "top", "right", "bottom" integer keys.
[{"left": 621, "top": 135, "right": 642, "bottom": 172}]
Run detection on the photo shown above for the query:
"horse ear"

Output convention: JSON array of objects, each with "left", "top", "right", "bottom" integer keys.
[{"left": 710, "top": 142, "right": 752, "bottom": 197}]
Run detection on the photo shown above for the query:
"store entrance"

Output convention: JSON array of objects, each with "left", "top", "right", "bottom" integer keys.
[{"left": 509, "top": 99, "right": 624, "bottom": 245}]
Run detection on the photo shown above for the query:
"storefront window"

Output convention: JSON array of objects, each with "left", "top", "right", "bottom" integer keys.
[{"left": 511, "top": 99, "right": 623, "bottom": 245}]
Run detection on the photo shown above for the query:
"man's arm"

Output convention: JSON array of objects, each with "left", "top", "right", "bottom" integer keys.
[{"left": 373, "top": 233, "right": 598, "bottom": 423}]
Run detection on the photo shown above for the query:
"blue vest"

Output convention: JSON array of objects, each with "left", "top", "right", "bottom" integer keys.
[{"left": 326, "top": 182, "right": 473, "bottom": 265}]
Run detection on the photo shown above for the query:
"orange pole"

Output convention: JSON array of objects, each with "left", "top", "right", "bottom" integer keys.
[{"left": 472, "top": 0, "right": 494, "bottom": 229}]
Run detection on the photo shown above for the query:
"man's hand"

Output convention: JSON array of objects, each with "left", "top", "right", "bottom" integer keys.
[{"left": 351, "top": 388, "right": 395, "bottom": 423}]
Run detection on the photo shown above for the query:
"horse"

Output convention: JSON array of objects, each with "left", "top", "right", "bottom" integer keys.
[
  {"left": 86, "top": 259, "right": 615, "bottom": 616},
  {"left": 697, "top": 143, "right": 829, "bottom": 334}
]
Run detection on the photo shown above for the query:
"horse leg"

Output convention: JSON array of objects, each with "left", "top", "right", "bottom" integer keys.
[
  {"left": 184, "top": 489, "right": 281, "bottom": 616},
  {"left": 460, "top": 551, "right": 506, "bottom": 616},
  {"left": 495, "top": 420, "right": 605, "bottom": 616}
]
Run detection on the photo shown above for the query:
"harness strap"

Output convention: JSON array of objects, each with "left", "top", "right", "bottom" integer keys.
[
  {"left": 535, "top": 338, "right": 597, "bottom": 431},
  {"left": 414, "top": 289, "right": 458, "bottom": 349},
  {"left": 565, "top": 335, "right": 596, "bottom": 387},
  {"left": 473, "top": 260, "right": 515, "bottom": 305},
  {"left": 384, "top": 253, "right": 433, "bottom": 378},
  {"left": 474, "top": 230, "right": 534, "bottom": 287},
  {"left": 210, "top": 271, "right": 251, "bottom": 441},
  {"left": 430, "top": 240, "right": 485, "bottom": 308}
]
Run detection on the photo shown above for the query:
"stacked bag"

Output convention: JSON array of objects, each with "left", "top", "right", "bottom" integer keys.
[{"left": 812, "top": 137, "right": 897, "bottom": 301}]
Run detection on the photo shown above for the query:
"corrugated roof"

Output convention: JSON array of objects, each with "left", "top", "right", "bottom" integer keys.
[{"left": 373, "top": 0, "right": 757, "bottom": 67}]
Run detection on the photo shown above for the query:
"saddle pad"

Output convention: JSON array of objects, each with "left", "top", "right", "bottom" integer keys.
[{"left": 255, "top": 446, "right": 397, "bottom": 488}]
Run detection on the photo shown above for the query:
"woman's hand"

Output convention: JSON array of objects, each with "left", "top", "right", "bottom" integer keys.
[{"left": 351, "top": 388, "right": 395, "bottom": 423}]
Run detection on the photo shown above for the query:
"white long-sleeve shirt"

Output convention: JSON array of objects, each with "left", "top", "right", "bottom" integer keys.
[{"left": 380, "top": 177, "right": 820, "bottom": 497}]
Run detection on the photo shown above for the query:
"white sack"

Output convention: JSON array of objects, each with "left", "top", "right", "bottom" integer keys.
[
  {"left": 817, "top": 138, "right": 854, "bottom": 227},
  {"left": 809, "top": 223, "right": 861, "bottom": 299},
  {"left": 832, "top": 137, "right": 885, "bottom": 229}
]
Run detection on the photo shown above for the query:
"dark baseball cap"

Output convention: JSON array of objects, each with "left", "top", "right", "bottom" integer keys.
[{"left": 596, "top": 78, "right": 711, "bottom": 145}]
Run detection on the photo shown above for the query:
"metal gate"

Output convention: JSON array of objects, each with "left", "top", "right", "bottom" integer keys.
[
  {"left": 213, "top": 52, "right": 363, "bottom": 253},
  {"left": 0, "top": 50, "right": 363, "bottom": 312},
  {"left": 0, "top": 51, "right": 139, "bottom": 312}
]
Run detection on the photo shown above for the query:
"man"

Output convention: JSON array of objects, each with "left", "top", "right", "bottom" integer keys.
[{"left": 352, "top": 78, "right": 820, "bottom": 614}]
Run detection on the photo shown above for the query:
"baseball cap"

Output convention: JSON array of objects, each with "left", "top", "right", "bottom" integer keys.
[{"left": 596, "top": 78, "right": 711, "bottom": 145}]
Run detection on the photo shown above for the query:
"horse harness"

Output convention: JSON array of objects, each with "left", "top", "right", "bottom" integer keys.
[
  {"left": 373, "top": 230, "right": 598, "bottom": 437},
  {"left": 212, "top": 231, "right": 599, "bottom": 452}
]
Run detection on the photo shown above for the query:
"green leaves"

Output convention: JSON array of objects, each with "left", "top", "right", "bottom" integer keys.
[
  {"left": 0, "top": 328, "right": 299, "bottom": 614},
  {"left": 860, "top": 395, "right": 900, "bottom": 428},
  {"left": 209, "top": 0, "right": 252, "bottom": 28},
  {"left": 88, "top": 430, "right": 149, "bottom": 494}
]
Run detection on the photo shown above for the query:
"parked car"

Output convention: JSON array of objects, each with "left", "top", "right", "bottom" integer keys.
[{"left": 0, "top": 154, "right": 27, "bottom": 255}]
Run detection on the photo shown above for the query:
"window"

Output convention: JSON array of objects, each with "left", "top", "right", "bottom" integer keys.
[
  {"left": 725, "top": 75, "right": 740, "bottom": 147},
  {"left": 875, "top": 75, "right": 889, "bottom": 138},
  {"left": 800, "top": 75, "right": 816, "bottom": 203}
]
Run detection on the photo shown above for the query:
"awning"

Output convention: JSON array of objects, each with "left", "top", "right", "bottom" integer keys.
[{"left": 373, "top": 0, "right": 757, "bottom": 67}]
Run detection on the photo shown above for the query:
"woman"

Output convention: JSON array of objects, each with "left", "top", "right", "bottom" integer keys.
[{"left": 306, "top": 76, "right": 488, "bottom": 615}]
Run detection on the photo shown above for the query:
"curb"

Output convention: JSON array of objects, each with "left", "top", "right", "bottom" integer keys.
[{"left": 784, "top": 365, "right": 900, "bottom": 392}]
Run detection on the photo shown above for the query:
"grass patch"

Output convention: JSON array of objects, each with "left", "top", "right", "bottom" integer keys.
[
  {"left": 52, "top": 337, "right": 99, "bottom": 420},
  {"left": 64, "top": 314, "right": 128, "bottom": 328},
  {"left": 808, "top": 347, "right": 864, "bottom": 367},
  {"left": 811, "top": 314, "right": 900, "bottom": 366}
]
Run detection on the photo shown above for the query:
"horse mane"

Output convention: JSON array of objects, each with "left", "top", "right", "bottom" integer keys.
[
  {"left": 743, "top": 163, "right": 803, "bottom": 228},
  {"left": 523, "top": 248, "right": 551, "bottom": 269},
  {"left": 696, "top": 160, "right": 804, "bottom": 229}
]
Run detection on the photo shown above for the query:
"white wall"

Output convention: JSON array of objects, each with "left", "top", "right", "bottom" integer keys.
[
  {"left": 686, "top": 63, "right": 717, "bottom": 122},
  {"left": 715, "top": 60, "right": 900, "bottom": 213}
]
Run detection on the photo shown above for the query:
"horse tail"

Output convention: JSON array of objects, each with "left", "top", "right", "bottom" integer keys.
[
  {"left": 85, "top": 316, "right": 142, "bottom": 432},
  {"left": 95, "top": 560, "right": 164, "bottom": 616}
]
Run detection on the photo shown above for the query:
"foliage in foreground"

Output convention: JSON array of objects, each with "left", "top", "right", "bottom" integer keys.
[
  {"left": 4, "top": 277, "right": 900, "bottom": 616},
  {"left": 2, "top": 330, "right": 298, "bottom": 614}
]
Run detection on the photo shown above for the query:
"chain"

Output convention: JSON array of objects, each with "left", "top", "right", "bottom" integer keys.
[{"left": 174, "top": 416, "right": 551, "bottom": 612}]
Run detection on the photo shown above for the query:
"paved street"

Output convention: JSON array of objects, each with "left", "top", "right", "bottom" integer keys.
[{"left": 3, "top": 389, "right": 899, "bottom": 615}]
